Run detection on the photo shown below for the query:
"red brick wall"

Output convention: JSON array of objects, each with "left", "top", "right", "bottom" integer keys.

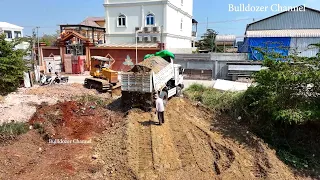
[
  {"left": 90, "top": 48, "right": 159, "bottom": 72},
  {"left": 42, "top": 48, "right": 60, "bottom": 57}
]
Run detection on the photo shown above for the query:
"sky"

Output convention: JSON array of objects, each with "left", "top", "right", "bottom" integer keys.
[{"left": 0, "top": 0, "right": 319, "bottom": 38}]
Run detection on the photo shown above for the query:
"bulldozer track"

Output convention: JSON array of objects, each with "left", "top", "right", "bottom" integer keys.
[{"left": 138, "top": 120, "right": 154, "bottom": 172}]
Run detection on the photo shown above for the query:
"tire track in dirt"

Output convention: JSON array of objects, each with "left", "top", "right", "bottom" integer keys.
[
  {"left": 126, "top": 110, "right": 158, "bottom": 180},
  {"left": 150, "top": 113, "right": 183, "bottom": 179},
  {"left": 166, "top": 105, "right": 217, "bottom": 179},
  {"left": 138, "top": 120, "right": 154, "bottom": 173}
]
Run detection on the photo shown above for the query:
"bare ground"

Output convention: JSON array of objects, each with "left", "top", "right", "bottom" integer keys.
[
  {"left": 0, "top": 84, "right": 112, "bottom": 125},
  {"left": 0, "top": 85, "right": 313, "bottom": 179}
]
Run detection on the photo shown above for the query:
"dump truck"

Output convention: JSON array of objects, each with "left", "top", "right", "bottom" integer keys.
[
  {"left": 120, "top": 52, "right": 184, "bottom": 111},
  {"left": 84, "top": 56, "right": 120, "bottom": 92}
]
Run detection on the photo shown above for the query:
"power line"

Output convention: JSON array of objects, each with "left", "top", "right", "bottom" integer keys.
[{"left": 197, "top": 18, "right": 258, "bottom": 25}]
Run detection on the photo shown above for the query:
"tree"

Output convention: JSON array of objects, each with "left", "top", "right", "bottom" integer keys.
[
  {"left": 40, "top": 30, "right": 60, "bottom": 46},
  {"left": 0, "top": 34, "right": 27, "bottom": 95},
  {"left": 196, "top": 29, "right": 218, "bottom": 51},
  {"left": 240, "top": 45, "right": 320, "bottom": 125}
]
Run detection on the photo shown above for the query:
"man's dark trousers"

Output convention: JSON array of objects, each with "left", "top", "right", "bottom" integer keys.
[{"left": 157, "top": 111, "right": 164, "bottom": 124}]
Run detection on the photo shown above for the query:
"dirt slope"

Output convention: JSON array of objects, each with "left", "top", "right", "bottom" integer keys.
[
  {"left": 125, "top": 98, "right": 301, "bottom": 180},
  {"left": 0, "top": 96, "right": 309, "bottom": 180}
]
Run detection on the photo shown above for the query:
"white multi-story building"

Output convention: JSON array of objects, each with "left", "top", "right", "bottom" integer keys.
[
  {"left": 0, "top": 22, "right": 29, "bottom": 50},
  {"left": 104, "top": 0, "right": 197, "bottom": 53},
  {"left": 0, "top": 22, "right": 23, "bottom": 41}
]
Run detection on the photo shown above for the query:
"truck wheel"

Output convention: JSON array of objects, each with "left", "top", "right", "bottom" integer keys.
[
  {"left": 176, "top": 86, "right": 182, "bottom": 97},
  {"left": 160, "top": 91, "right": 168, "bottom": 106}
]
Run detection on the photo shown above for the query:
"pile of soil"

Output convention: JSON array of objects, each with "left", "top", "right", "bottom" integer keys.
[
  {"left": 29, "top": 101, "right": 110, "bottom": 140},
  {"left": 0, "top": 100, "right": 121, "bottom": 180}
]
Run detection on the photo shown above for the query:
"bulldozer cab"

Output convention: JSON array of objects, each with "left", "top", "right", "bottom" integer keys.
[
  {"left": 90, "top": 56, "right": 114, "bottom": 76},
  {"left": 91, "top": 56, "right": 112, "bottom": 68}
]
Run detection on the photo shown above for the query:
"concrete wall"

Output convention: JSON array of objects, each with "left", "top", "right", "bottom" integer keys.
[
  {"left": 90, "top": 48, "right": 159, "bottom": 72},
  {"left": 174, "top": 53, "right": 249, "bottom": 80}
]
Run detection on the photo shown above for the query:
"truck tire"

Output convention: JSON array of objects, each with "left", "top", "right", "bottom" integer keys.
[
  {"left": 176, "top": 86, "right": 182, "bottom": 97},
  {"left": 160, "top": 91, "right": 168, "bottom": 106}
]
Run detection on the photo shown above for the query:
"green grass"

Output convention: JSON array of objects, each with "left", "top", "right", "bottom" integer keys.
[
  {"left": 184, "top": 83, "right": 242, "bottom": 113},
  {"left": 0, "top": 122, "right": 29, "bottom": 136}
]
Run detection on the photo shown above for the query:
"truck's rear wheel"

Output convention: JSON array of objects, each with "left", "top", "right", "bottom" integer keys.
[{"left": 160, "top": 91, "right": 168, "bottom": 106}]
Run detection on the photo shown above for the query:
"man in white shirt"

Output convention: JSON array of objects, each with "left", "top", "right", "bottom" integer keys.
[
  {"left": 48, "top": 62, "right": 53, "bottom": 74},
  {"left": 155, "top": 94, "right": 165, "bottom": 125}
]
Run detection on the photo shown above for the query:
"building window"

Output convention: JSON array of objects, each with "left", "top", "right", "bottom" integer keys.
[
  {"left": 180, "top": 18, "right": 183, "bottom": 30},
  {"left": 146, "top": 13, "right": 155, "bottom": 26},
  {"left": 14, "top": 31, "right": 21, "bottom": 38},
  {"left": 4, "top": 31, "right": 12, "bottom": 39},
  {"left": 118, "top": 14, "right": 126, "bottom": 27}
]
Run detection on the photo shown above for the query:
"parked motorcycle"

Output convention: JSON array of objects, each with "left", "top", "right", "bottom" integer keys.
[
  {"left": 40, "top": 74, "right": 54, "bottom": 86},
  {"left": 53, "top": 72, "right": 69, "bottom": 84}
]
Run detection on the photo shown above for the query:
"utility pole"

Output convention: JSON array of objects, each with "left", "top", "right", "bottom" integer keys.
[
  {"left": 36, "top": 26, "right": 40, "bottom": 66},
  {"left": 31, "top": 28, "right": 36, "bottom": 66},
  {"left": 160, "top": 25, "right": 163, "bottom": 50},
  {"left": 206, "top": 17, "right": 208, "bottom": 30}
]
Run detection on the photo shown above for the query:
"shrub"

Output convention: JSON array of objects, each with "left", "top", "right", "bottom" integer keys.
[
  {"left": 0, "top": 122, "right": 29, "bottom": 136},
  {"left": 0, "top": 34, "right": 27, "bottom": 95},
  {"left": 240, "top": 56, "right": 320, "bottom": 125},
  {"left": 184, "top": 84, "right": 242, "bottom": 113}
]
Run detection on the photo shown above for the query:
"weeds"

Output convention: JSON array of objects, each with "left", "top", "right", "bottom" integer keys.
[
  {"left": 184, "top": 84, "right": 242, "bottom": 113},
  {"left": 0, "top": 122, "right": 29, "bottom": 136},
  {"left": 73, "top": 95, "right": 107, "bottom": 107}
]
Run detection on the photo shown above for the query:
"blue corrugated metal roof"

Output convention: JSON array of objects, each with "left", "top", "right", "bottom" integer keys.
[{"left": 246, "top": 6, "right": 320, "bottom": 31}]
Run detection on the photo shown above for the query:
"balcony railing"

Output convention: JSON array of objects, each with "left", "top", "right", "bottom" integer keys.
[{"left": 192, "top": 31, "right": 197, "bottom": 37}]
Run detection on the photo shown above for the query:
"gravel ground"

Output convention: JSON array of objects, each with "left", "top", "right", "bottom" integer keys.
[
  {"left": 0, "top": 90, "right": 58, "bottom": 124},
  {"left": 0, "top": 83, "right": 112, "bottom": 125}
]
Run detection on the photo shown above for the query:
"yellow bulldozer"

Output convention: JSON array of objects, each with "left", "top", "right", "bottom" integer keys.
[{"left": 84, "top": 56, "right": 121, "bottom": 93}]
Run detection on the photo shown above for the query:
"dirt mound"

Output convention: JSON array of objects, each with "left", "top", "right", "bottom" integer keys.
[
  {"left": 124, "top": 98, "right": 303, "bottom": 180},
  {"left": 29, "top": 101, "right": 110, "bottom": 140},
  {"left": 0, "top": 100, "right": 122, "bottom": 180}
]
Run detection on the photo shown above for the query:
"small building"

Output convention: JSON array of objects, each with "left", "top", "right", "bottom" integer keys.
[
  {"left": 60, "top": 17, "right": 106, "bottom": 45},
  {"left": 239, "top": 6, "right": 320, "bottom": 59},
  {"left": 103, "top": 0, "right": 197, "bottom": 53}
]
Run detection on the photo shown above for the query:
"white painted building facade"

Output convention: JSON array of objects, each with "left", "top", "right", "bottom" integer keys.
[
  {"left": 0, "top": 22, "right": 23, "bottom": 41},
  {"left": 0, "top": 22, "right": 29, "bottom": 50},
  {"left": 104, "top": 0, "right": 196, "bottom": 53}
]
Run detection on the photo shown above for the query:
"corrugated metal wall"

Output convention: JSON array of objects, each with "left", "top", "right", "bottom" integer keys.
[
  {"left": 289, "top": 37, "right": 320, "bottom": 57},
  {"left": 248, "top": 9, "right": 320, "bottom": 30}
]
